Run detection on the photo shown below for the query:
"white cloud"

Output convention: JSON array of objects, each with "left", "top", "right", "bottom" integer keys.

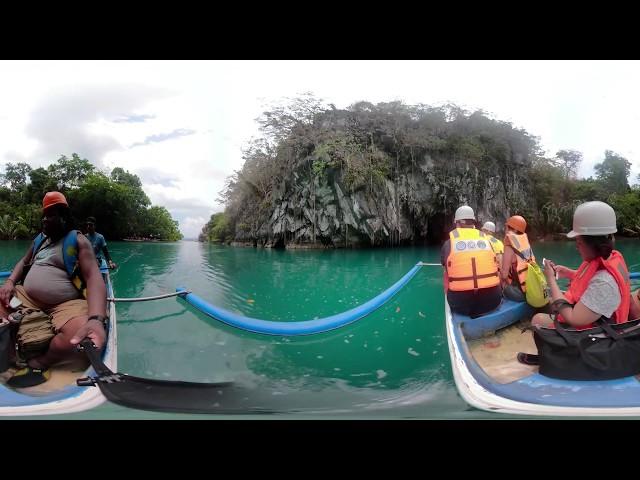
[{"left": 1, "top": 60, "right": 639, "bottom": 238}]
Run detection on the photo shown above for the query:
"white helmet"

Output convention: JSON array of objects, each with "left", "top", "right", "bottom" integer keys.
[
  {"left": 566, "top": 201, "right": 617, "bottom": 238},
  {"left": 482, "top": 221, "right": 496, "bottom": 233},
  {"left": 454, "top": 205, "right": 476, "bottom": 222}
]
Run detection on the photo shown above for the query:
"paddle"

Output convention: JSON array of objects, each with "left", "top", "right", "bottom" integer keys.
[{"left": 75, "top": 338, "right": 268, "bottom": 414}]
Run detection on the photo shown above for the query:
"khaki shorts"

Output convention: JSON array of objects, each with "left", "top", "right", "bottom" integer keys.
[{"left": 13, "top": 285, "right": 88, "bottom": 332}]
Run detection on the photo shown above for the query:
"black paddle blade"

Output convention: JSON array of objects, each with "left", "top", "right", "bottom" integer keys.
[
  {"left": 76, "top": 339, "right": 271, "bottom": 415},
  {"left": 89, "top": 374, "right": 244, "bottom": 414}
]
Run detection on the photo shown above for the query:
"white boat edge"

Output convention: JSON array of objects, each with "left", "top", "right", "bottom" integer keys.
[{"left": 445, "top": 298, "right": 640, "bottom": 418}]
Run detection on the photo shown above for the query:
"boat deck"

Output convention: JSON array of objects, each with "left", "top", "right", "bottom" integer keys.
[
  {"left": 467, "top": 319, "right": 539, "bottom": 384},
  {"left": 0, "top": 359, "right": 91, "bottom": 394}
]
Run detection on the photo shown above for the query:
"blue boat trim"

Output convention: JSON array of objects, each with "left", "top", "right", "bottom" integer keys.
[
  {"left": 177, "top": 263, "right": 425, "bottom": 336},
  {"left": 448, "top": 293, "right": 640, "bottom": 415}
]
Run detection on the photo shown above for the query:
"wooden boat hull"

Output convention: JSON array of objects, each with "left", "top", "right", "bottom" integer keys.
[
  {"left": 0, "top": 261, "right": 116, "bottom": 416},
  {"left": 447, "top": 297, "right": 640, "bottom": 417}
]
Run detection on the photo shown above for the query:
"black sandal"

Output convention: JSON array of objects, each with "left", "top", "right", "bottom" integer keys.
[{"left": 517, "top": 352, "right": 540, "bottom": 366}]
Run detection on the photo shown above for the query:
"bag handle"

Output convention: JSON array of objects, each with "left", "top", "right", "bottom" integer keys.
[
  {"left": 551, "top": 315, "right": 576, "bottom": 343},
  {"left": 551, "top": 311, "right": 622, "bottom": 343},
  {"left": 549, "top": 300, "right": 577, "bottom": 343},
  {"left": 595, "top": 317, "right": 622, "bottom": 341}
]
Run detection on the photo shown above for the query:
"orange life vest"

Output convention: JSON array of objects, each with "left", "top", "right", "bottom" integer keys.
[
  {"left": 559, "top": 251, "right": 630, "bottom": 326},
  {"left": 504, "top": 232, "right": 534, "bottom": 292},
  {"left": 445, "top": 228, "right": 500, "bottom": 292}
]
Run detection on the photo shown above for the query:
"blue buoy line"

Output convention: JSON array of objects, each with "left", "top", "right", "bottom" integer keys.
[{"left": 176, "top": 262, "right": 431, "bottom": 336}]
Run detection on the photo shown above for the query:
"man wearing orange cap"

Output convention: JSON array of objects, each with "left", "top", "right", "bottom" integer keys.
[{"left": 0, "top": 191, "right": 108, "bottom": 387}]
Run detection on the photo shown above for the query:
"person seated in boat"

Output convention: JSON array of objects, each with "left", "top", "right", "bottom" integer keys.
[
  {"left": 500, "top": 215, "right": 535, "bottom": 303},
  {"left": 0, "top": 191, "right": 109, "bottom": 388},
  {"left": 440, "top": 205, "right": 502, "bottom": 317},
  {"left": 518, "top": 201, "right": 631, "bottom": 366},
  {"left": 84, "top": 216, "right": 117, "bottom": 270},
  {"left": 630, "top": 288, "right": 640, "bottom": 320},
  {"left": 481, "top": 221, "right": 504, "bottom": 265}
]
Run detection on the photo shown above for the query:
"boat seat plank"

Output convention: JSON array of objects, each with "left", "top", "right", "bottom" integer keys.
[{"left": 467, "top": 319, "right": 538, "bottom": 384}]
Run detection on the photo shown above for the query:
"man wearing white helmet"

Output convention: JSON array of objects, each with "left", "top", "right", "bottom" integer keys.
[
  {"left": 518, "top": 201, "right": 632, "bottom": 366},
  {"left": 440, "top": 205, "right": 502, "bottom": 317},
  {"left": 481, "top": 221, "right": 504, "bottom": 265}
]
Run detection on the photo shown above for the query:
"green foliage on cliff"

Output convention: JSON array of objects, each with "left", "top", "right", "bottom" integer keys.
[{"left": 203, "top": 94, "right": 639, "bottom": 247}]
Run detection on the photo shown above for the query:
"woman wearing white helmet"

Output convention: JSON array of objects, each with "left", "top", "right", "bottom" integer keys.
[
  {"left": 518, "top": 201, "right": 631, "bottom": 366},
  {"left": 440, "top": 205, "right": 501, "bottom": 317}
]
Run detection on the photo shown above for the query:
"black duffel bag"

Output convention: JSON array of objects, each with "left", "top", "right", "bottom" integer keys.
[{"left": 533, "top": 314, "right": 640, "bottom": 381}]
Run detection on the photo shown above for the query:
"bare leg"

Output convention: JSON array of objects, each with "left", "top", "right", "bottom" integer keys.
[
  {"left": 28, "top": 316, "right": 101, "bottom": 369},
  {"left": 531, "top": 312, "right": 554, "bottom": 328}
]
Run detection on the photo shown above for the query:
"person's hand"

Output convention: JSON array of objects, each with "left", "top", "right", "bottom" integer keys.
[
  {"left": 0, "top": 281, "right": 15, "bottom": 308},
  {"left": 542, "top": 258, "right": 557, "bottom": 281},
  {"left": 108, "top": 260, "right": 116, "bottom": 269},
  {"left": 554, "top": 265, "right": 570, "bottom": 280},
  {"left": 70, "top": 318, "right": 106, "bottom": 350}
]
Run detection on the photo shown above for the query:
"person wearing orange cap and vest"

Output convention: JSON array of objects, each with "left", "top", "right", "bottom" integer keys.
[
  {"left": 0, "top": 191, "right": 108, "bottom": 387},
  {"left": 440, "top": 205, "right": 502, "bottom": 317},
  {"left": 517, "top": 201, "right": 631, "bottom": 366},
  {"left": 501, "top": 214, "right": 535, "bottom": 303}
]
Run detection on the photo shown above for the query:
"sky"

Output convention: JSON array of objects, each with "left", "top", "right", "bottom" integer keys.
[{"left": 1, "top": 60, "right": 639, "bottom": 239}]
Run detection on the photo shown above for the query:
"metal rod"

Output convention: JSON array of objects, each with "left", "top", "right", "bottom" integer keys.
[{"left": 108, "top": 291, "right": 191, "bottom": 303}]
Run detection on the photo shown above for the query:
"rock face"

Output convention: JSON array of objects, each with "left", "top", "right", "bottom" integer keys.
[
  {"left": 227, "top": 103, "right": 535, "bottom": 249},
  {"left": 242, "top": 154, "right": 529, "bottom": 249}
]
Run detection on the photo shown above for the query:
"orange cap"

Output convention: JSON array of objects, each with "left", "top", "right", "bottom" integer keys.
[
  {"left": 506, "top": 215, "right": 527, "bottom": 233},
  {"left": 42, "top": 191, "right": 68, "bottom": 211}
]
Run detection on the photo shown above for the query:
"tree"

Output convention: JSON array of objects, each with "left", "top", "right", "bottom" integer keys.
[
  {"left": 1, "top": 162, "right": 31, "bottom": 190},
  {"left": 0, "top": 153, "right": 181, "bottom": 242},
  {"left": 111, "top": 167, "right": 143, "bottom": 188},
  {"left": 0, "top": 213, "right": 25, "bottom": 239},
  {"left": 594, "top": 150, "right": 631, "bottom": 197},
  {"left": 555, "top": 149, "right": 582, "bottom": 180},
  {"left": 140, "top": 206, "right": 183, "bottom": 241},
  {"left": 47, "top": 153, "right": 96, "bottom": 190},
  {"left": 26, "top": 167, "right": 56, "bottom": 205}
]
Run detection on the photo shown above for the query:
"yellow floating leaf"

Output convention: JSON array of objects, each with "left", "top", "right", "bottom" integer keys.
[{"left": 247, "top": 299, "right": 255, "bottom": 303}]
